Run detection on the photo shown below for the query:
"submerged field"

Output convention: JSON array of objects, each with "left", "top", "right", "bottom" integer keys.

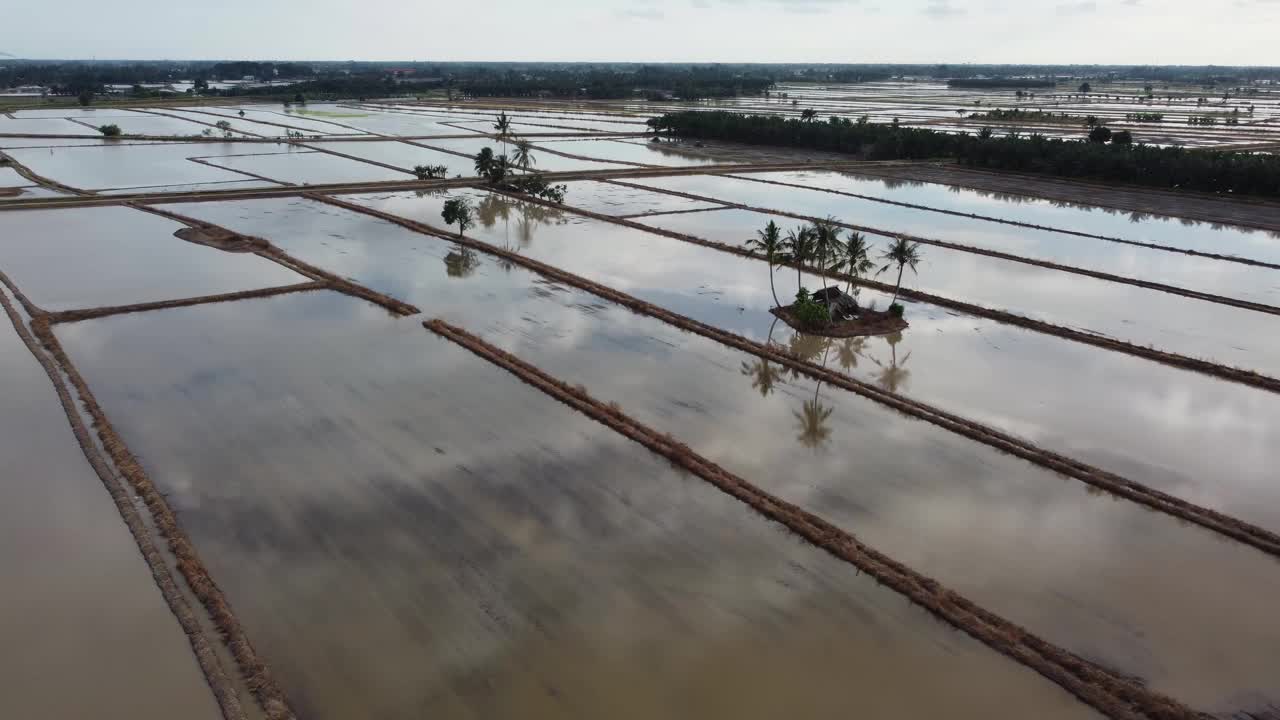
[{"left": 3, "top": 95, "right": 1280, "bottom": 720}]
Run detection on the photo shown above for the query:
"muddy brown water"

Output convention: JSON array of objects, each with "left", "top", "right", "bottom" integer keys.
[
  {"left": 54, "top": 291, "right": 1098, "bottom": 720},
  {"left": 155, "top": 197, "right": 1280, "bottom": 714},
  {"left": 0, "top": 205, "right": 306, "bottom": 311},
  {"left": 170, "top": 195, "right": 1280, "bottom": 538},
  {"left": 0, "top": 299, "right": 221, "bottom": 720}
]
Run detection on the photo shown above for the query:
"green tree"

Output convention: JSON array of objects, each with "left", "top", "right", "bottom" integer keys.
[
  {"left": 474, "top": 147, "right": 496, "bottom": 179},
  {"left": 1079, "top": 82, "right": 1092, "bottom": 93},
  {"left": 878, "top": 237, "right": 922, "bottom": 306},
  {"left": 441, "top": 197, "right": 474, "bottom": 237},
  {"left": 214, "top": 120, "right": 234, "bottom": 138},
  {"left": 77, "top": 90, "right": 93, "bottom": 106},
  {"left": 1111, "top": 130, "right": 1133, "bottom": 146},
  {"left": 743, "top": 220, "right": 785, "bottom": 308},
  {"left": 1088, "top": 125, "right": 1113, "bottom": 143},
  {"left": 98, "top": 124, "right": 122, "bottom": 137},
  {"left": 413, "top": 164, "right": 448, "bottom": 179},
  {"left": 800, "top": 108, "right": 818, "bottom": 122}
]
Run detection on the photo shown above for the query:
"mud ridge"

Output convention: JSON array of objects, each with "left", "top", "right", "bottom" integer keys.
[
  {"left": 131, "top": 204, "right": 421, "bottom": 317},
  {"left": 319, "top": 193, "right": 1280, "bottom": 561},
  {"left": 26, "top": 312, "right": 298, "bottom": 720},
  {"left": 0, "top": 275, "right": 248, "bottom": 720},
  {"left": 728, "top": 172, "right": 1280, "bottom": 272},
  {"left": 425, "top": 318, "right": 1203, "bottom": 720},
  {"left": 46, "top": 281, "right": 327, "bottom": 324},
  {"left": 595, "top": 180, "right": 1280, "bottom": 394},
  {"left": 0, "top": 149, "right": 90, "bottom": 196}
]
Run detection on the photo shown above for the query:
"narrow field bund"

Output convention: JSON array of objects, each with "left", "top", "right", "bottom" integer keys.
[
  {"left": 131, "top": 204, "right": 421, "bottom": 317},
  {"left": 424, "top": 318, "right": 1200, "bottom": 720},
  {"left": 44, "top": 281, "right": 328, "bottom": 324},
  {"left": 0, "top": 277, "right": 249, "bottom": 720},
  {"left": 19, "top": 304, "right": 301, "bottom": 720},
  {"left": 592, "top": 180, "right": 1280, "bottom": 394},
  {"left": 313, "top": 192, "right": 1280, "bottom": 560}
]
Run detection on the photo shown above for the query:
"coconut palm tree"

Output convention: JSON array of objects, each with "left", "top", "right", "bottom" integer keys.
[
  {"left": 784, "top": 224, "right": 815, "bottom": 296},
  {"left": 512, "top": 140, "right": 536, "bottom": 171},
  {"left": 493, "top": 112, "right": 513, "bottom": 154},
  {"left": 878, "top": 236, "right": 923, "bottom": 306},
  {"left": 809, "top": 217, "right": 844, "bottom": 319},
  {"left": 743, "top": 220, "right": 785, "bottom": 308},
  {"left": 840, "top": 231, "right": 874, "bottom": 305}
]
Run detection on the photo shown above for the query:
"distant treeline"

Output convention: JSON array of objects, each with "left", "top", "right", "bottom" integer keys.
[
  {"left": 0, "top": 61, "right": 314, "bottom": 95},
  {"left": 11, "top": 61, "right": 1280, "bottom": 95},
  {"left": 947, "top": 79, "right": 1057, "bottom": 89},
  {"left": 650, "top": 111, "right": 1280, "bottom": 197},
  {"left": 459, "top": 67, "right": 774, "bottom": 100},
  {"left": 204, "top": 61, "right": 314, "bottom": 79}
]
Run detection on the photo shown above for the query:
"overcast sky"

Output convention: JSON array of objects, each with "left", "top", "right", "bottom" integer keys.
[{"left": 3, "top": 0, "right": 1277, "bottom": 65}]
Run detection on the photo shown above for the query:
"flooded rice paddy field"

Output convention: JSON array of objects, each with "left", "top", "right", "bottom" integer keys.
[
  {"left": 177, "top": 193, "right": 1280, "bottom": 534},
  {"left": 53, "top": 292, "right": 1097, "bottom": 720},
  {"left": 3, "top": 141, "right": 289, "bottom": 190},
  {"left": 151, "top": 196, "right": 1280, "bottom": 713},
  {"left": 0, "top": 205, "right": 307, "bottom": 310},
  {"left": 200, "top": 148, "right": 416, "bottom": 185},
  {"left": 0, "top": 289, "right": 223, "bottom": 720},
  {"left": 5, "top": 97, "right": 1280, "bottom": 719},
  {"left": 627, "top": 174, "right": 1280, "bottom": 374}
]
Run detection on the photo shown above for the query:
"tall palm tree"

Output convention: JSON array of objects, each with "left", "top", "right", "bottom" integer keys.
[
  {"left": 743, "top": 220, "right": 785, "bottom": 308},
  {"left": 493, "top": 112, "right": 513, "bottom": 154},
  {"left": 841, "top": 231, "right": 874, "bottom": 307},
  {"left": 878, "top": 236, "right": 923, "bottom": 306},
  {"left": 512, "top": 140, "right": 536, "bottom": 171},
  {"left": 784, "top": 224, "right": 815, "bottom": 297},
  {"left": 809, "top": 217, "right": 844, "bottom": 319}
]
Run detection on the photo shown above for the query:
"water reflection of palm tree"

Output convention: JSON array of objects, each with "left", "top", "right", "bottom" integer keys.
[
  {"left": 793, "top": 341, "right": 835, "bottom": 451},
  {"left": 786, "top": 331, "right": 827, "bottom": 380},
  {"left": 740, "top": 317, "right": 783, "bottom": 398},
  {"left": 870, "top": 331, "right": 911, "bottom": 393},
  {"left": 835, "top": 336, "right": 867, "bottom": 372}
]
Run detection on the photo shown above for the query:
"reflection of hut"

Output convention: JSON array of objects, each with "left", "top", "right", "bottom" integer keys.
[{"left": 812, "top": 286, "right": 859, "bottom": 318}]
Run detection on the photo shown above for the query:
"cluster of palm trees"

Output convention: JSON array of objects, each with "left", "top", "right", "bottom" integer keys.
[
  {"left": 744, "top": 218, "right": 922, "bottom": 321},
  {"left": 472, "top": 112, "right": 539, "bottom": 184}
]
